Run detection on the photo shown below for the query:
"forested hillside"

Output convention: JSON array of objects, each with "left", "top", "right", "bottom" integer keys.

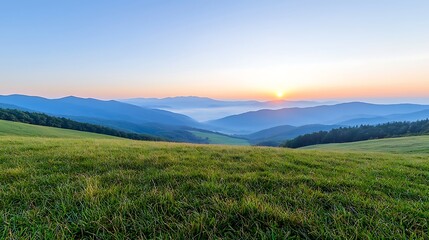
[
  {"left": 0, "top": 108, "right": 162, "bottom": 141},
  {"left": 282, "top": 119, "right": 429, "bottom": 148}
]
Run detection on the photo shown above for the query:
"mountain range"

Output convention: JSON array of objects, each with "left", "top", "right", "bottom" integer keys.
[
  {"left": 339, "top": 109, "right": 429, "bottom": 126},
  {"left": 119, "top": 96, "right": 334, "bottom": 121},
  {"left": 1, "top": 94, "right": 429, "bottom": 145},
  {"left": 207, "top": 102, "right": 429, "bottom": 133},
  {"left": 120, "top": 96, "right": 329, "bottom": 109},
  {"left": 0, "top": 95, "right": 196, "bottom": 126},
  {"left": 0, "top": 95, "right": 207, "bottom": 143}
]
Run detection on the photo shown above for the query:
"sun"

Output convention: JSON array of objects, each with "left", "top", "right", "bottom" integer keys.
[{"left": 276, "top": 90, "right": 284, "bottom": 98}]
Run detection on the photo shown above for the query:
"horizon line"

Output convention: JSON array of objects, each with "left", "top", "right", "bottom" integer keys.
[{"left": 2, "top": 93, "right": 429, "bottom": 105}]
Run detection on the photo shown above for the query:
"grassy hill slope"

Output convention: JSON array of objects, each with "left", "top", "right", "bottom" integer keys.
[
  {"left": 243, "top": 124, "right": 341, "bottom": 146},
  {"left": 189, "top": 130, "right": 249, "bottom": 145},
  {"left": 0, "top": 132, "right": 428, "bottom": 238},
  {"left": 303, "top": 135, "right": 429, "bottom": 154},
  {"left": 0, "top": 120, "right": 115, "bottom": 139}
]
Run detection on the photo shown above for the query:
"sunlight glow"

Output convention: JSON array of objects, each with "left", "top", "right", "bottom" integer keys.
[{"left": 276, "top": 90, "right": 284, "bottom": 99}]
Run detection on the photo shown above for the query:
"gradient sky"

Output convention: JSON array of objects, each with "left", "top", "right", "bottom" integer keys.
[{"left": 1, "top": 0, "right": 429, "bottom": 101}]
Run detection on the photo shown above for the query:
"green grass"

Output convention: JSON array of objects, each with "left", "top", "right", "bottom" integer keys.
[
  {"left": 0, "top": 119, "right": 115, "bottom": 139},
  {"left": 303, "top": 135, "right": 429, "bottom": 154},
  {"left": 190, "top": 130, "right": 250, "bottom": 146},
  {"left": 0, "top": 121, "right": 428, "bottom": 239}
]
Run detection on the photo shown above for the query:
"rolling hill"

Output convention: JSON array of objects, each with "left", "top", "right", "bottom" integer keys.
[
  {"left": 189, "top": 130, "right": 249, "bottom": 145},
  {"left": 0, "top": 94, "right": 212, "bottom": 142},
  {"left": 68, "top": 117, "right": 208, "bottom": 143},
  {"left": 282, "top": 119, "right": 429, "bottom": 148},
  {"left": 303, "top": 135, "right": 429, "bottom": 154},
  {"left": 0, "top": 94, "right": 197, "bottom": 127},
  {"left": 340, "top": 109, "right": 429, "bottom": 126},
  {"left": 208, "top": 102, "right": 429, "bottom": 133},
  {"left": 243, "top": 124, "right": 341, "bottom": 146},
  {"left": 1, "top": 126, "right": 427, "bottom": 239},
  {"left": 0, "top": 119, "right": 114, "bottom": 139},
  {"left": 0, "top": 109, "right": 162, "bottom": 141},
  {"left": 3, "top": 95, "right": 429, "bottom": 145}
]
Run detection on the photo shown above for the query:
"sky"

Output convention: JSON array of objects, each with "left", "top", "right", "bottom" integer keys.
[{"left": 1, "top": 0, "right": 429, "bottom": 101}]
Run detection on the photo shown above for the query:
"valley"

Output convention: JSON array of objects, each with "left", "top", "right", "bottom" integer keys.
[{"left": 1, "top": 94, "right": 429, "bottom": 147}]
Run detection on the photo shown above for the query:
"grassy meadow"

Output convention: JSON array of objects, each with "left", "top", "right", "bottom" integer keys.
[
  {"left": 0, "top": 119, "right": 115, "bottom": 139},
  {"left": 0, "top": 121, "right": 428, "bottom": 239},
  {"left": 189, "top": 130, "right": 250, "bottom": 146},
  {"left": 303, "top": 135, "right": 429, "bottom": 154}
]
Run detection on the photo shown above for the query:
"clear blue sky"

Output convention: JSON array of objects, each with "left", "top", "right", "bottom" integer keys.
[{"left": 1, "top": 0, "right": 429, "bottom": 100}]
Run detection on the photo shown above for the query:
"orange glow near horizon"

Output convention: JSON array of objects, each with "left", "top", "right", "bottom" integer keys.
[
  {"left": 2, "top": 49, "right": 428, "bottom": 101},
  {"left": 276, "top": 90, "right": 285, "bottom": 99},
  {"left": 3, "top": 83, "right": 429, "bottom": 102},
  {"left": 2, "top": 70, "right": 429, "bottom": 101}
]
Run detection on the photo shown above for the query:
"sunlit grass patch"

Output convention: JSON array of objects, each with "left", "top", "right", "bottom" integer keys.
[{"left": 0, "top": 135, "right": 428, "bottom": 239}]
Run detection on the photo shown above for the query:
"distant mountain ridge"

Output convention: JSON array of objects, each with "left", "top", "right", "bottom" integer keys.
[
  {"left": 3, "top": 94, "right": 429, "bottom": 145},
  {"left": 119, "top": 96, "right": 328, "bottom": 109},
  {"left": 0, "top": 94, "right": 208, "bottom": 143},
  {"left": 0, "top": 94, "right": 196, "bottom": 126},
  {"left": 339, "top": 109, "right": 429, "bottom": 126},
  {"left": 121, "top": 96, "right": 260, "bottom": 109},
  {"left": 119, "top": 96, "right": 335, "bottom": 121},
  {"left": 208, "top": 102, "right": 429, "bottom": 134}
]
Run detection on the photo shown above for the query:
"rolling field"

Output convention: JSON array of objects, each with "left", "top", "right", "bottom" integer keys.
[
  {"left": 303, "top": 135, "right": 429, "bottom": 154},
  {"left": 190, "top": 130, "right": 250, "bottom": 146},
  {"left": 0, "top": 119, "right": 115, "bottom": 139},
  {"left": 0, "top": 121, "right": 428, "bottom": 239}
]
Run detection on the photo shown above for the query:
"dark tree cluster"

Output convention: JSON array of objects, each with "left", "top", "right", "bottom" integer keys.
[
  {"left": 282, "top": 120, "right": 429, "bottom": 148},
  {"left": 0, "top": 108, "right": 163, "bottom": 141}
]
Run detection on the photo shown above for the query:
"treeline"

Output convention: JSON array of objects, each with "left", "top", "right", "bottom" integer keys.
[
  {"left": 282, "top": 119, "right": 429, "bottom": 148},
  {"left": 0, "top": 108, "right": 163, "bottom": 141}
]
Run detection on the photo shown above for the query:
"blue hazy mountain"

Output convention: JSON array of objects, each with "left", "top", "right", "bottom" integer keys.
[
  {"left": 120, "top": 96, "right": 326, "bottom": 109},
  {"left": 0, "top": 102, "right": 30, "bottom": 111},
  {"left": 0, "top": 95, "right": 209, "bottom": 142},
  {"left": 339, "top": 109, "right": 429, "bottom": 126},
  {"left": 208, "top": 102, "right": 429, "bottom": 133},
  {"left": 3, "top": 95, "right": 429, "bottom": 144},
  {"left": 68, "top": 116, "right": 207, "bottom": 143},
  {"left": 121, "top": 96, "right": 260, "bottom": 109},
  {"left": 119, "top": 96, "right": 332, "bottom": 121},
  {"left": 0, "top": 94, "right": 197, "bottom": 126}
]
